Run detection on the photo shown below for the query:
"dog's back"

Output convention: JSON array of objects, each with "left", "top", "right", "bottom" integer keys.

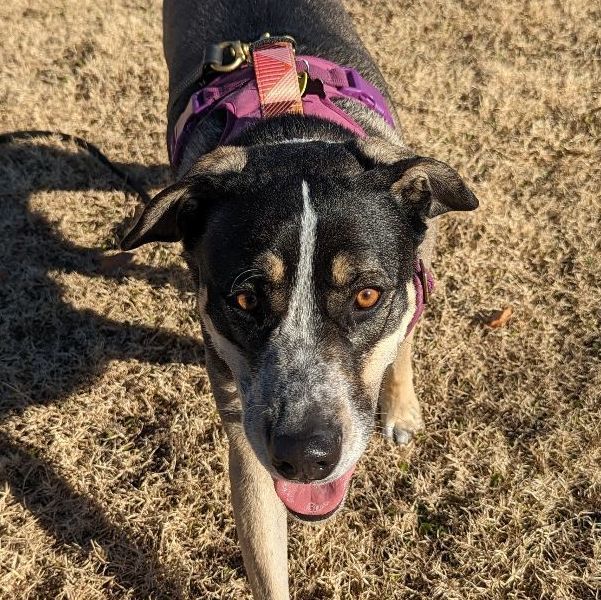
[{"left": 163, "top": 0, "right": 391, "bottom": 133}]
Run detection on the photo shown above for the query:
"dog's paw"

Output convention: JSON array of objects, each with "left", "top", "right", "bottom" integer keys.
[{"left": 382, "top": 402, "right": 424, "bottom": 446}]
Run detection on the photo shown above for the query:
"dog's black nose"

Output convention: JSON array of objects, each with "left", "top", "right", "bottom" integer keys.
[{"left": 270, "top": 429, "right": 342, "bottom": 482}]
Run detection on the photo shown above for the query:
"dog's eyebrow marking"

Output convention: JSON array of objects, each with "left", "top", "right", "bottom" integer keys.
[
  {"left": 331, "top": 252, "right": 354, "bottom": 286},
  {"left": 331, "top": 254, "right": 387, "bottom": 288},
  {"left": 282, "top": 180, "right": 317, "bottom": 340},
  {"left": 256, "top": 251, "right": 285, "bottom": 284}
]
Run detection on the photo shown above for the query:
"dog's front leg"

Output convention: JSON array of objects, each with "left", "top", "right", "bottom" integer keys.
[
  {"left": 379, "top": 331, "right": 424, "bottom": 445},
  {"left": 205, "top": 344, "right": 289, "bottom": 599},
  {"left": 227, "top": 430, "right": 289, "bottom": 599}
]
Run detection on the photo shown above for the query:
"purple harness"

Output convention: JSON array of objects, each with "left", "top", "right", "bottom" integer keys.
[
  {"left": 171, "top": 55, "right": 395, "bottom": 165},
  {"left": 172, "top": 54, "right": 433, "bottom": 336}
]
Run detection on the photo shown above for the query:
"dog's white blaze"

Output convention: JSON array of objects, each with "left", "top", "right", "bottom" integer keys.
[
  {"left": 361, "top": 279, "right": 417, "bottom": 396},
  {"left": 281, "top": 180, "right": 318, "bottom": 342}
]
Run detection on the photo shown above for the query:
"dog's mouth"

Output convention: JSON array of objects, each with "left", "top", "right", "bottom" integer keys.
[{"left": 273, "top": 467, "right": 355, "bottom": 521}]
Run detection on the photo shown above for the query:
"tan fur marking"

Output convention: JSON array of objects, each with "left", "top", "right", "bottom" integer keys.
[
  {"left": 361, "top": 280, "right": 416, "bottom": 396},
  {"left": 257, "top": 251, "right": 285, "bottom": 284},
  {"left": 390, "top": 167, "right": 432, "bottom": 204},
  {"left": 189, "top": 145, "right": 247, "bottom": 176},
  {"left": 355, "top": 136, "right": 412, "bottom": 165},
  {"left": 331, "top": 252, "right": 354, "bottom": 286},
  {"left": 390, "top": 168, "right": 429, "bottom": 199},
  {"left": 198, "top": 286, "right": 248, "bottom": 380},
  {"left": 227, "top": 431, "right": 290, "bottom": 600},
  {"left": 204, "top": 346, "right": 243, "bottom": 425},
  {"left": 335, "top": 392, "right": 359, "bottom": 478}
]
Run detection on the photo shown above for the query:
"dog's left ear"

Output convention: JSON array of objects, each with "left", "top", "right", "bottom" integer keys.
[
  {"left": 120, "top": 146, "right": 247, "bottom": 250},
  {"left": 353, "top": 138, "right": 479, "bottom": 218},
  {"left": 389, "top": 156, "right": 479, "bottom": 218}
]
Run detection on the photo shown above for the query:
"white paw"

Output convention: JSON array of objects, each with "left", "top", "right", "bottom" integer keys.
[
  {"left": 383, "top": 423, "right": 415, "bottom": 445},
  {"left": 382, "top": 405, "right": 424, "bottom": 447}
]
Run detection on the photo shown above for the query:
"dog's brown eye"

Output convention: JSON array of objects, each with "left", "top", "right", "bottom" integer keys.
[
  {"left": 355, "top": 288, "right": 381, "bottom": 310},
  {"left": 236, "top": 291, "right": 258, "bottom": 311}
]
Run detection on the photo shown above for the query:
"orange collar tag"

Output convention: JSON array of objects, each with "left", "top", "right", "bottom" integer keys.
[{"left": 251, "top": 40, "right": 303, "bottom": 118}]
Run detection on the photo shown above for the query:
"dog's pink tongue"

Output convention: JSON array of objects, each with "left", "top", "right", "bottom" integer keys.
[{"left": 274, "top": 468, "right": 355, "bottom": 516}]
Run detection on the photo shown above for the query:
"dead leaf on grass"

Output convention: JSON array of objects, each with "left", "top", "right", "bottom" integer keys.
[{"left": 486, "top": 306, "right": 514, "bottom": 328}]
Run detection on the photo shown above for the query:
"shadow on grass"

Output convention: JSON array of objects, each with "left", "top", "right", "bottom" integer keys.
[
  {"left": 0, "top": 140, "right": 203, "bottom": 597},
  {"left": 0, "top": 432, "right": 184, "bottom": 599}
]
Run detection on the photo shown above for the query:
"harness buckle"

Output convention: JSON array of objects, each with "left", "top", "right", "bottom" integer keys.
[
  {"left": 206, "top": 34, "right": 298, "bottom": 74},
  {"left": 206, "top": 40, "right": 251, "bottom": 73}
]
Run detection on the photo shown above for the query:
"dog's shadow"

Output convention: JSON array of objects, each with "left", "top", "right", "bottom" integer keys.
[{"left": 0, "top": 141, "right": 204, "bottom": 598}]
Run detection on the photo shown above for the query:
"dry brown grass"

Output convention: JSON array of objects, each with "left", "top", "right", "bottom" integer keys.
[{"left": 1, "top": 0, "right": 600, "bottom": 598}]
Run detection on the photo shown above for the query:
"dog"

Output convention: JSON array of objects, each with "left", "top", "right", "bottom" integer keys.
[{"left": 121, "top": 1, "right": 478, "bottom": 597}]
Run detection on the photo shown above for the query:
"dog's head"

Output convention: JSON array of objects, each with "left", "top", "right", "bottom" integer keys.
[{"left": 122, "top": 135, "right": 478, "bottom": 521}]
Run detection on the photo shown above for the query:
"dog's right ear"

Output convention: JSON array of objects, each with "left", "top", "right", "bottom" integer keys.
[
  {"left": 120, "top": 179, "right": 191, "bottom": 250},
  {"left": 120, "top": 146, "right": 247, "bottom": 250}
]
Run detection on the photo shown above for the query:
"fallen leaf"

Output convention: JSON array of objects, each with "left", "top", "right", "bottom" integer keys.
[
  {"left": 486, "top": 306, "right": 513, "bottom": 328},
  {"left": 98, "top": 252, "right": 134, "bottom": 274}
]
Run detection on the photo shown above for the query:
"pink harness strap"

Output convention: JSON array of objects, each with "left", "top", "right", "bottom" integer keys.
[{"left": 253, "top": 39, "right": 303, "bottom": 117}]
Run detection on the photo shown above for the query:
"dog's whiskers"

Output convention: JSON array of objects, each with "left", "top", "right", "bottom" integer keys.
[{"left": 230, "top": 268, "right": 263, "bottom": 293}]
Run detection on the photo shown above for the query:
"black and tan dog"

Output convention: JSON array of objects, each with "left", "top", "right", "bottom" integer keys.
[{"left": 121, "top": 1, "right": 478, "bottom": 597}]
